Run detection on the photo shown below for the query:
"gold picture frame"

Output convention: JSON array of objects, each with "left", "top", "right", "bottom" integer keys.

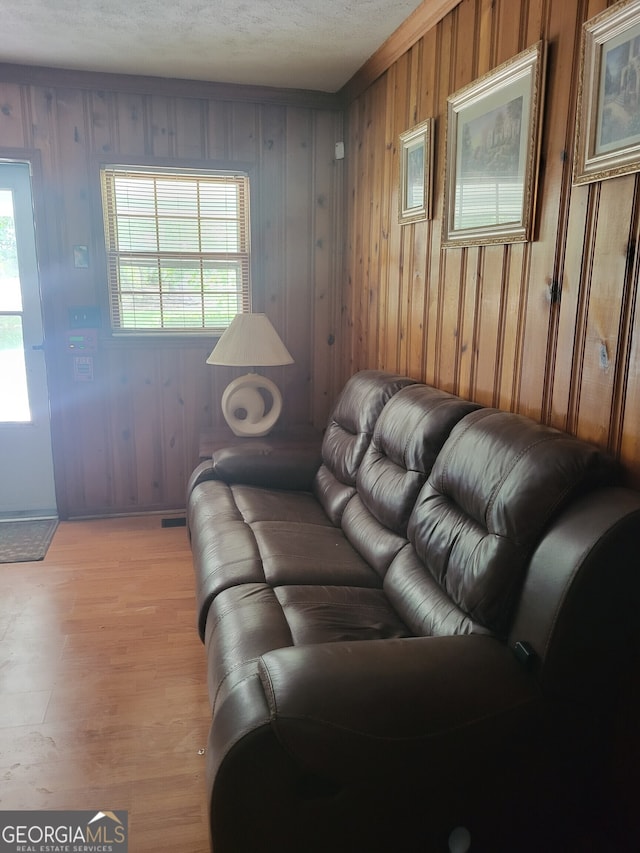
[
  {"left": 398, "top": 118, "right": 434, "bottom": 224},
  {"left": 442, "top": 41, "right": 546, "bottom": 247},
  {"left": 574, "top": 0, "right": 640, "bottom": 185}
]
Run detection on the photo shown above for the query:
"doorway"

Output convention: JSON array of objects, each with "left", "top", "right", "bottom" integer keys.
[{"left": 0, "top": 161, "right": 57, "bottom": 517}]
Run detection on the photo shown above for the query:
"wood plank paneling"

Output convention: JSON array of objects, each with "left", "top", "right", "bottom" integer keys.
[
  {"left": 576, "top": 177, "right": 636, "bottom": 447},
  {"left": 385, "top": 56, "right": 410, "bottom": 373},
  {"left": 175, "top": 98, "right": 207, "bottom": 159},
  {"left": 206, "top": 100, "right": 231, "bottom": 160},
  {"left": 367, "top": 81, "right": 387, "bottom": 371},
  {"left": 149, "top": 96, "right": 174, "bottom": 158},
  {"left": 342, "top": 0, "right": 640, "bottom": 486},
  {"left": 0, "top": 83, "right": 28, "bottom": 147},
  {"left": 114, "top": 92, "right": 148, "bottom": 155},
  {"left": 620, "top": 215, "right": 640, "bottom": 486},
  {"left": 311, "top": 109, "right": 343, "bottom": 427},
  {"left": 0, "top": 69, "right": 343, "bottom": 518},
  {"left": 284, "top": 108, "right": 314, "bottom": 424},
  {"left": 4, "top": 0, "right": 640, "bottom": 509}
]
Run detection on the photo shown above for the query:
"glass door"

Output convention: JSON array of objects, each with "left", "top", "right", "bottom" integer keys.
[{"left": 0, "top": 161, "right": 56, "bottom": 517}]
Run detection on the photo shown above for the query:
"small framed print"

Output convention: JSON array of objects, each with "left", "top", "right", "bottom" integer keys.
[
  {"left": 398, "top": 118, "right": 434, "bottom": 225},
  {"left": 574, "top": 0, "right": 640, "bottom": 185},
  {"left": 73, "top": 245, "right": 89, "bottom": 268}
]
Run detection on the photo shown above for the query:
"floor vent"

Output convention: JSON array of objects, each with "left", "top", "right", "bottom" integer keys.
[{"left": 161, "top": 517, "right": 187, "bottom": 528}]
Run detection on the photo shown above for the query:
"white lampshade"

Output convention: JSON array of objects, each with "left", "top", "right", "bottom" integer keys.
[
  {"left": 206, "top": 313, "right": 294, "bottom": 437},
  {"left": 206, "top": 313, "right": 294, "bottom": 367}
]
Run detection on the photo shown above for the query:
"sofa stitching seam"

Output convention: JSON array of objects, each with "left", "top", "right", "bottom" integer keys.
[
  {"left": 212, "top": 667, "right": 261, "bottom": 716},
  {"left": 273, "top": 695, "right": 538, "bottom": 743}
]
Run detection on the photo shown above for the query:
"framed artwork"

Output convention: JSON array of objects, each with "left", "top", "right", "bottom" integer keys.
[
  {"left": 73, "top": 245, "right": 89, "bottom": 268},
  {"left": 574, "top": 0, "right": 640, "bottom": 185},
  {"left": 442, "top": 41, "right": 546, "bottom": 247},
  {"left": 398, "top": 118, "right": 434, "bottom": 224}
]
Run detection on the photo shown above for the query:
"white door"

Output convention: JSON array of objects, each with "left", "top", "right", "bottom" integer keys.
[{"left": 0, "top": 161, "right": 57, "bottom": 517}]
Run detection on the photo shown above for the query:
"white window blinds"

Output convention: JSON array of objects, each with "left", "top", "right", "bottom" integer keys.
[{"left": 101, "top": 167, "right": 251, "bottom": 333}]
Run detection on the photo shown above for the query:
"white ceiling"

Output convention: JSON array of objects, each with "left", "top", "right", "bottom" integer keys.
[{"left": 3, "top": 1, "right": 425, "bottom": 93}]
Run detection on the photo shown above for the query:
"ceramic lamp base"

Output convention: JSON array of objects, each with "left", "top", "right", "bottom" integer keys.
[{"left": 221, "top": 373, "right": 283, "bottom": 437}]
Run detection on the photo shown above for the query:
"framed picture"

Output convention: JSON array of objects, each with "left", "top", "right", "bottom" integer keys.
[
  {"left": 442, "top": 41, "right": 546, "bottom": 247},
  {"left": 73, "top": 245, "right": 89, "bottom": 268},
  {"left": 574, "top": 0, "right": 640, "bottom": 185},
  {"left": 398, "top": 118, "right": 434, "bottom": 224}
]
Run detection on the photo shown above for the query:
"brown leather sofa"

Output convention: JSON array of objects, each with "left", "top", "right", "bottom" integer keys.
[{"left": 186, "top": 370, "right": 640, "bottom": 853}]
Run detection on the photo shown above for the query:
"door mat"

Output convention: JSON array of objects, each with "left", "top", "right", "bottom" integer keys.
[{"left": 0, "top": 518, "right": 59, "bottom": 563}]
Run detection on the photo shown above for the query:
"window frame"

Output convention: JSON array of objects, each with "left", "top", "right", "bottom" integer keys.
[{"left": 99, "top": 162, "right": 253, "bottom": 337}]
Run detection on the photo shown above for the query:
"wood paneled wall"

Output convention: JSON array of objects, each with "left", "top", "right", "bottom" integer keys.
[
  {"left": 0, "top": 68, "right": 344, "bottom": 517},
  {"left": 3, "top": 0, "right": 640, "bottom": 516},
  {"left": 342, "top": 0, "right": 640, "bottom": 488}
]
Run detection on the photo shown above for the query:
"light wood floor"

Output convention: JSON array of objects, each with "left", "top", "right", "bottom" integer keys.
[{"left": 0, "top": 516, "right": 211, "bottom": 852}]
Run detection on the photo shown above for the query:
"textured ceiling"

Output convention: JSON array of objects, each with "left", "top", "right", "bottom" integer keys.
[{"left": 3, "top": 0, "right": 425, "bottom": 93}]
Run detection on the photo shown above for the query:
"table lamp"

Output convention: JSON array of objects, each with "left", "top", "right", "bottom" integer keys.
[{"left": 206, "top": 313, "right": 294, "bottom": 437}]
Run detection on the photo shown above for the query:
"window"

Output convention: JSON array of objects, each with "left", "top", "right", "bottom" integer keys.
[{"left": 100, "top": 166, "right": 251, "bottom": 334}]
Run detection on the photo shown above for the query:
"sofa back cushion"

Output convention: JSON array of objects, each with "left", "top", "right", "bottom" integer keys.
[
  {"left": 342, "top": 385, "right": 480, "bottom": 576},
  {"left": 313, "top": 370, "right": 416, "bottom": 525},
  {"left": 388, "top": 409, "right": 616, "bottom": 637}
]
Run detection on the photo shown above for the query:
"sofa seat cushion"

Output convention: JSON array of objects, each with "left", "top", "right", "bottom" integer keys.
[
  {"left": 192, "top": 482, "right": 382, "bottom": 638},
  {"left": 191, "top": 480, "right": 340, "bottom": 638},
  {"left": 231, "top": 484, "right": 333, "bottom": 526},
  {"left": 190, "top": 482, "right": 264, "bottom": 634},
  {"left": 251, "top": 521, "right": 381, "bottom": 587},
  {"left": 274, "top": 585, "right": 409, "bottom": 645},
  {"left": 204, "top": 581, "right": 410, "bottom": 710}
]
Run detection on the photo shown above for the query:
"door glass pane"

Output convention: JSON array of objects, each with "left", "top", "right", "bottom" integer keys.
[
  {"left": 0, "top": 188, "right": 30, "bottom": 422},
  {"left": 0, "top": 189, "right": 23, "bottom": 311},
  {"left": 0, "top": 314, "right": 31, "bottom": 422}
]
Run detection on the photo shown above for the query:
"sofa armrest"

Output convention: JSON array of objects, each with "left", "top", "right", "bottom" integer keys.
[
  {"left": 257, "top": 634, "right": 542, "bottom": 777},
  {"left": 206, "top": 635, "right": 546, "bottom": 853},
  {"left": 215, "top": 444, "right": 322, "bottom": 489},
  {"left": 509, "top": 486, "right": 640, "bottom": 707},
  {"left": 187, "top": 443, "right": 322, "bottom": 495}
]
